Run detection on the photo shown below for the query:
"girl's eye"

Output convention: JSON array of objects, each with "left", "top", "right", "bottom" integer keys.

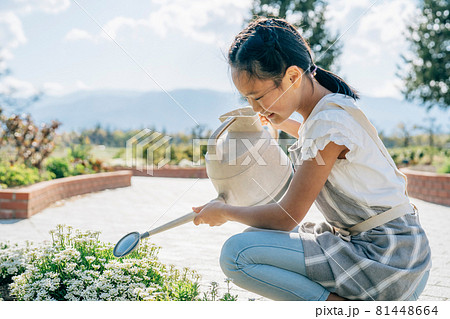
[{"left": 240, "top": 94, "right": 250, "bottom": 102}]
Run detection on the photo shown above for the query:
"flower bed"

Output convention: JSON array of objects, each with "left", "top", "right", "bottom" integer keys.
[{"left": 0, "top": 225, "right": 237, "bottom": 301}]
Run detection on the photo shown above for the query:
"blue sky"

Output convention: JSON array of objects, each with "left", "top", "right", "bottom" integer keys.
[{"left": 0, "top": 0, "right": 419, "bottom": 99}]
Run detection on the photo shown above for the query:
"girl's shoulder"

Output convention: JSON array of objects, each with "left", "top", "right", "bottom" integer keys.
[
  {"left": 315, "top": 93, "right": 360, "bottom": 115},
  {"left": 295, "top": 94, "right": 369, "bottom": 163},
  {"left": 303, "top": 94, "right": 363, "bottom": 133}
]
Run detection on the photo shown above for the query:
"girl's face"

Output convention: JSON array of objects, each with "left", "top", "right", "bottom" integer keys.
[{"left": 231, "top": 67, "right": 302, "bottom": 125}]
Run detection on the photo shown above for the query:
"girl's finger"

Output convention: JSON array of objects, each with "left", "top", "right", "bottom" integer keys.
[
  {"left": 258, "top": 114, "right": 269, "bottom": 125},
  {"left": 192, "top": 205, "right": 205, "bottom": 213},
  {"left": 193, "top": 216, "right": 202, "bottom": 226}
]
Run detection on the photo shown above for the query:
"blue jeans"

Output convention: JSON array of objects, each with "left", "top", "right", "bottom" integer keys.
[{"left": 219, "top": 227, "right": 429, "bottom": 301}]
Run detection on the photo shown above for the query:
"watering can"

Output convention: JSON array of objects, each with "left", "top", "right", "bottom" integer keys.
[
  {"left": 113, "top": 106, "right": 293, "bottom": 258},
  {"left": 205, "top": 106, "right": 294, "bottom": 207}
]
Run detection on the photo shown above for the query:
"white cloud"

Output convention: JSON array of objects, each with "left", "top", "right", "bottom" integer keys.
[
  {"left": 0, "top": 11, "right": 27, "bottom": 60},
  {"left": 42, "top": 81, "right": 65, "bottom": 96},
  {"left": 75, "top": 80, "right": 90, "bottom": 90},
  {"left": 102, "top": 16, "right": 148, "bottom": 40},
  {"left": 327, "top": 0, "right": 417, "bottom": 60},
  {"left": 14, "top": 0, "right": 71, "bottom": 15},
  {"left": 356, "top": 0, "right": 417, "bottom": 46},
  {"left": 327, "top": 0, "right": 373, "bottom": 30},
  {"left": 41, "top": 80, "right": 90, "bottom": 96},
  {"left": 64, "top": 28, "right": 97, "bottom": 42},
  {"left": 359, "top": 78, "right": 404, "bottom": 99},
  {"left": 326, "top": 0, "right": 418, "bottom": 97},
  {"left": 146, "top": 0, "right": 251, "bottom": 44},
  {"left": 0, "top": 75, "right": 39, "bottom": 98},
  {"left": 0, "top": 0, "right": 71, "bottom": 60},
  {"left": 63, "top": 0, "right": 252, "bottom": 46}
]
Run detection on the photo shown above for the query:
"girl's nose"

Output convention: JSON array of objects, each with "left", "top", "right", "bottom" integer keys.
[{"left": 248, "top": 98, "right": 263, "bottom": 114}]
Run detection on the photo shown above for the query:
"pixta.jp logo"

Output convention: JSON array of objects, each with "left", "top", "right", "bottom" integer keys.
[{"left": 126, "top": 129, "right": 171, "bottom": 175}]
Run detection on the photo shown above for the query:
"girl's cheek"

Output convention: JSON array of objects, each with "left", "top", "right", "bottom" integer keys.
[{"left": 260, "top": 100, "right": 274, "bottom": 110}]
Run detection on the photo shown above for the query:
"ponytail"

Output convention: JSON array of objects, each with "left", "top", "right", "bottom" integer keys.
[{"left": 312, "top": 65, "right": 359, "bottom": 100}]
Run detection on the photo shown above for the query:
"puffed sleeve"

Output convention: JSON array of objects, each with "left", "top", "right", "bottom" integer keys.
[{"left": 289, "top": 109, "right": 364, "bottom": 164}]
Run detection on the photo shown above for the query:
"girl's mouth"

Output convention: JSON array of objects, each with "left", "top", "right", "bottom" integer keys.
[{"left": 267, "top": 113, "right": 275, "bottom": 119}]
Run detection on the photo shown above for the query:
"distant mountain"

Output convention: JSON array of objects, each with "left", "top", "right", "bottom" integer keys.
[
  {"left": 28, "top": 89, "right": 245, "bottom": 134},
  {"left": 26, "top": 89, "right": 449, "bottom": 135},
  {"left": 357, "top": 96, "right": 449, "bottom": 136}
]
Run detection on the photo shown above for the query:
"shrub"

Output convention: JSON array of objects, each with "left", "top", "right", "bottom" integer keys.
[
  {"left": 45, "top": 152, "right": 107, "bottom": 180},
  {"left": 437, "top": 159, "right": 450, "bottom": 174},
  {"left": 1, "top": 225, "right": 238, "bottom": 301},
  {"left": 0, "top": 163, "right": 47, "bottom": 189},
  {"left": 68, "top": 144, "right": 92, "bottom": 162},
  {"left": 0, "top": 108, "right": 60, "bottom": 169},
  {"left": 45, "top": 157, "right": 71, "bottom": 179}
]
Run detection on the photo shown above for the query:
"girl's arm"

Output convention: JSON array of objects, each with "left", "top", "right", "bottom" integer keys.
[
  {"left": 193, "top": 141, "right": 346, "bottom": 231},
  {"left": 260, "top": 115, "right": 301, "bottom": 139}
]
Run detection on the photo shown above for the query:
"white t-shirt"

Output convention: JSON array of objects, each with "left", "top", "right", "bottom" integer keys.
[{"left": 288, "top": 93, "right": 409, "bottom": 208}]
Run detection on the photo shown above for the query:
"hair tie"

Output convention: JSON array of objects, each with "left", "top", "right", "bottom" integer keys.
[{"left": 310, "top": 64, "right": 318, "bottom": 76}]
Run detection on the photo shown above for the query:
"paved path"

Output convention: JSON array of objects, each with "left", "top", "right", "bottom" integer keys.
[{"left": 0, "top": 177, "right": 449, "bottom": 301}]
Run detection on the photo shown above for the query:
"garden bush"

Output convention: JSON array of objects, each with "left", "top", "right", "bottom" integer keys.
[
  {"left": 389, "top": 146, "right": 448, "bottom": 167},
  {"left": 437, "top": 158, "right": 450, "bottom": 174},
  {"left": 0, "top": 225, "right": 238, "bottom": 301},
  {"left": 0, "top": 163, "right": 50, "bottom": 189},
  {"left": 45, "top": 157, "right": 71, "bottom": 179}
]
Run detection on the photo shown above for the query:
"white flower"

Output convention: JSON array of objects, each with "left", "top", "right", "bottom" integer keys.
[{"left": 85, "top": 256, "right": 95, "bottom": 263}]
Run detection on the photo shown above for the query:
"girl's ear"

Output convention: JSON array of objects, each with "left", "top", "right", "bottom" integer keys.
[{"left": 284, "top": 66, "right": 304, "bottom": 89}]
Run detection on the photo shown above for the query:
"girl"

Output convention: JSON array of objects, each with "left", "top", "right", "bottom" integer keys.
[{"left": 192, "top": 18, "right": 431, "bottom": 301}]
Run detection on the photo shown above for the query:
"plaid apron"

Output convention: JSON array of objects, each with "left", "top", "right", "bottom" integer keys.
[{"left": 288, "top": 94, "right": 432, "bottom": 300}]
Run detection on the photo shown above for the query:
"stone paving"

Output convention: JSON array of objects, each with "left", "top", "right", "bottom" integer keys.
[{"left": 0, "top": 177, "right": 448, "bottom": 301}]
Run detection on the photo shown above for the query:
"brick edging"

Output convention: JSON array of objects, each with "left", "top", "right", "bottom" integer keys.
[
  {"left": 401, "top": 168, "right": 450, "bottom": 206},
  {"left": 113, "top": 165, "right": 208, "bottom": 178},
  {"left": 0, "top": 170, "right": 132, "bottom": 219}
]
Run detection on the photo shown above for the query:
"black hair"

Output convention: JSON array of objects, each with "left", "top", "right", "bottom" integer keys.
[{"left": 228, "top": 17, "right": 359, "bottom": 100}]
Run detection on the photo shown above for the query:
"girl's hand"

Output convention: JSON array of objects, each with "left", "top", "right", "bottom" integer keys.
[{"left": 192, "top": 200, "right": 229, "bottom": 227}]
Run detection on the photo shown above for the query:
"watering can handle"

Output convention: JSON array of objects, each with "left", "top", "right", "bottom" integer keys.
[
  {"left": 144, "top": 196, "right": 226, "bottom": 237},
  {"left": 210, "top": 116, "right": 237, "bottom": 142}
]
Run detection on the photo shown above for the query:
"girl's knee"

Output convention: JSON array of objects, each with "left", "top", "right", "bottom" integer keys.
[{"left": 219, "top": 233, "right": 248, "bottom": 276}]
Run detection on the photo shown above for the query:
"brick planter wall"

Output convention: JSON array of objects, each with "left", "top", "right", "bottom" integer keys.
[
  {"left": 113, "top": 165, "right": 208, "bottom": 178},
  {"left": 0, "top": 170, "right": 132, "bottom": 219},
  {"left": 401, "top": 168, "right": 450, "bottom": 206}
]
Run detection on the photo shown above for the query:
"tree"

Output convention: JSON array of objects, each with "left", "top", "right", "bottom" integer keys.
[
  {"left": 398, "top": 0, "right": 449, "bottom": 111},
  {"left": 0, "top": 56, "right": 59, "bottom": 168},
  {"left": 396, "top": 122, "right": 415, "bottom": 147},
  {"left": 249, "top": 0, "right": 342, "bottom": 71},
  {"left": 414, "top": 117, "right": 441, "bottom": 147}
]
